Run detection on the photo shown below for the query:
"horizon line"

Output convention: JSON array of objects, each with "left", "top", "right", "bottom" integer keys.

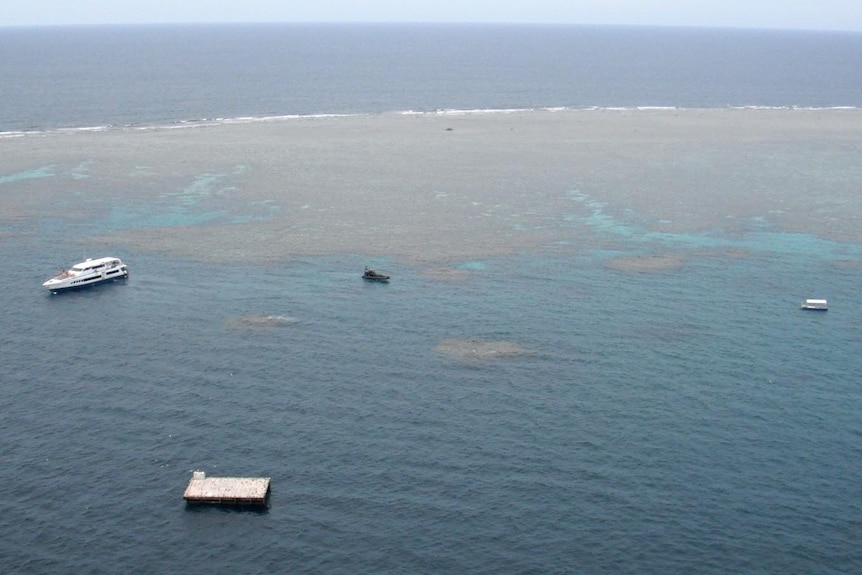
[{"left": 1, "top": 21, "right": 860, "bottom": 34}]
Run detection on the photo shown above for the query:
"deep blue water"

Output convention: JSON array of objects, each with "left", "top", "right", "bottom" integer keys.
[
  {"left": 1, "top": 24, "right": 862, "bottom": 574},
  {"left": 2, "top": 23, "right": 862, "bottom": 132},
  {"left": 4, "top": 243, "right": 861, "bottom": 573}
]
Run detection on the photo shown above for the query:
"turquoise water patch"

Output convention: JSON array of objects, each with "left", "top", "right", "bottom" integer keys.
[
  {"left": 459, "top": 261, "right": 487, "bottom": 271},
  {"left": 71, "top": 160, "right": 94, "bottom": 180},
  {"left": 163, "top": 174, "right": 230, "bottom": 206},
  {"left": 564, "top": 190, "right": 862, "bottom": 260},
  {"left": 566, "top": 191, "right": 642, "bottom": 240},
  {"left": 107, "top": 206, "right": 228, "bottom": 229},
  {"left": 131, "top": 166, "right": 156, "bottom": 177},
  {"left": 106, "top": 173, "right": 234, "bottom": 230},
  {"left": 229, "top": 199, "right": 281, "bottom": 224},
  {"left": 104, "top": 170, "right": 280, "bottom": 231},
  {"left": 0, "top": 166, "right": 55, "bottom": 185},
  {"left": 739, "top": 230, "right": 862, "bottom": 259}
]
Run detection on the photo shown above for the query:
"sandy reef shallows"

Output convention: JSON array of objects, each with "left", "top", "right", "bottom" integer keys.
[
  {"left": 3, "top": 108, "right": 862, "bottom": 265},
  {"left": 605, "top": 253, "right": 686, "bottom": 273},
  {"left": 435, "top": 338, "right": 531, "bottom": 361}
]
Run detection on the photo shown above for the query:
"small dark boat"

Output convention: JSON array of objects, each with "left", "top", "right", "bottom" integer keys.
[{"left": 363, "top": 266, "right": 390, "bottom": 282}]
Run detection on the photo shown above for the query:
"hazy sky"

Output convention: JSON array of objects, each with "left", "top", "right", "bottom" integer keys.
[{"left": 3, "top": 1, "right": 862, "bottom": 31}]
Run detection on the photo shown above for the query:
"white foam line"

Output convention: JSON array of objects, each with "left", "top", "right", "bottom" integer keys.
[{"left": 3, "top": 105, "right": 858, "bottom": 137}]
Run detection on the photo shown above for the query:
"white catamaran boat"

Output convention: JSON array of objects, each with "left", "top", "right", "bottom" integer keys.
[{"left": 43, "top": 257, "right": 128, "bottom": 293}]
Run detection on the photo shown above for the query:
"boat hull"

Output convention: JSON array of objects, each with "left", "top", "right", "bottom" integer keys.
[
  {"left": 362, "top": 266, "right": 390, "bottom": 282},
  {"left": 44, "top": 272, "right": 128, "bottom": 293}
]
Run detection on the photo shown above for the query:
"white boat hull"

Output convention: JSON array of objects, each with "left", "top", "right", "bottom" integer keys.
[{"left": 43, "top": 257, "right": 129, "bottom": 293}]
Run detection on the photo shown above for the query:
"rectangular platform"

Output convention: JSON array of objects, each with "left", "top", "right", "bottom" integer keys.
[
  {"left": 183, "top": 471, "right": 271, "bottom": 506},
  {"left": 801, "top": 298, "right": 828, "bottom": 311}
]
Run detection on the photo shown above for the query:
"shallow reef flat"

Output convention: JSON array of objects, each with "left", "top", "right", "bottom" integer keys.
[{"left": 3, "top": 108, "right": 862, "bottom": 265}]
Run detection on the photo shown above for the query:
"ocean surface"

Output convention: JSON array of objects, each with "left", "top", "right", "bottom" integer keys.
[
  {"left": 3, "top": 23, "right": 862, "bottom": 132},
  {"left": 1, "top": 24, "right": 862, "bottom": 574}
]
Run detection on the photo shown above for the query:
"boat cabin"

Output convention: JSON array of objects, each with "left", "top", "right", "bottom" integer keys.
[{"left": 71, "top": 257, "right": 122, "bottom": 272}]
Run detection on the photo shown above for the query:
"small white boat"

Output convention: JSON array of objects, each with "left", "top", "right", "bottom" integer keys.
[
  {"left": 801, "top": 298, "right": 828, "bottom": 311},
  {"left": 43, "top": 257, "right": 128, "bottom": 293}
]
